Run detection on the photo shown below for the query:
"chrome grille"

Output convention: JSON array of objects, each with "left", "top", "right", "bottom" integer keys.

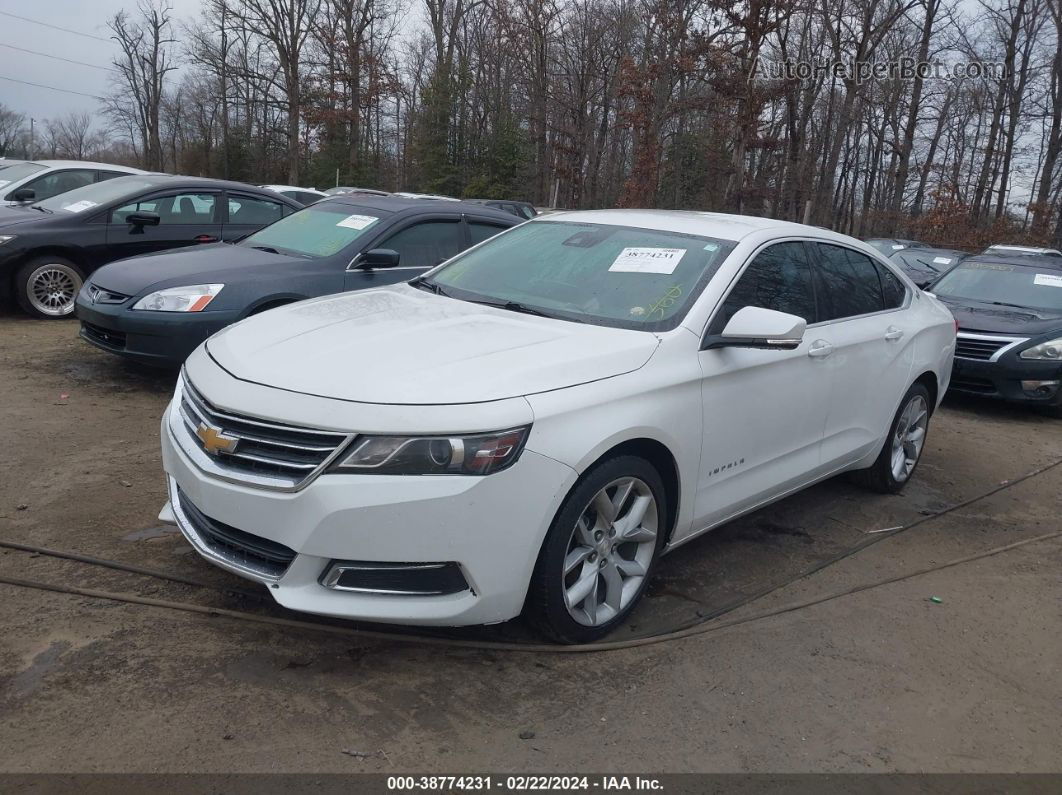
[
  {"left": 955, "top": 333, "right": 1023, "bottom": 361},
  {"left": 178, "top": 378, "right": 352, "bottom": 488}
]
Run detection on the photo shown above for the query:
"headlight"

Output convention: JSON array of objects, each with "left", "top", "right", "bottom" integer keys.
[
  {"left": 331, "top": 426, "right": 531, "bottom": 475},
  {"left": 0, "top": 235, "right": 15, "bottom": 245},
  {"left": 132, "top": 284, "right": 224, "bottom": 312},
  {"left": 1020, "top": 337, "right": 1062, "bottom": 360}
]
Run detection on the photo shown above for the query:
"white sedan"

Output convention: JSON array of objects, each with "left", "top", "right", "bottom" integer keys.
[
  {"left": 159, "top": 211, "right": 955, "bottom": 643},
  {"left": 0, "top": 160, "right": 145, "bottom": 206}
]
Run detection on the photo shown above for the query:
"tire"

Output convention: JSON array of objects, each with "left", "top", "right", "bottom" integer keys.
[
  {"left": 15, "top": 256, "right": 86, "bottom": 319},
  {"left": 854, "top": 383, "right": 932, "bottom": 494},
  {"left": 526, "top": 455, "right": 668, "bottom": 644}
]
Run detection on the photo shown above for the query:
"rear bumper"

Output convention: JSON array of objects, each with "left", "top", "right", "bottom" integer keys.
[
  {"left": 949, "top": 356, "right": 1062, "bottom": 407},
  {"left": 75, "top": 296, "right": 237, "bottom": 367}
]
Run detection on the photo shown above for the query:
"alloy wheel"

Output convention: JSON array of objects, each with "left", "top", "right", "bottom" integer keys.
[
  {"left": 28, "top": 264, "right": 82, "bottom": 317},
  {"left": 562, "top": 476, "right": 658, "bottom": 626},
  {"left": 890, "top": 394, "right": 928, "bottom": 482}
]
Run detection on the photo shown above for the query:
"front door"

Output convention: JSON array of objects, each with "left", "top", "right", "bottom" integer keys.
[
  {"left": 105, "top": 191, "right": 222, "bottom": 261},
  {"left": 344, "top": 217, "right": 464, "bottom": 292},
  {"left": 687, "top": 241, "right": 832, "bottom": 538}
]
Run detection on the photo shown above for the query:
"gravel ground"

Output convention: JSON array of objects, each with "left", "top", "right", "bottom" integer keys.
[{"left": 0, "top": 315, "right": 1059, "bottom": 773}]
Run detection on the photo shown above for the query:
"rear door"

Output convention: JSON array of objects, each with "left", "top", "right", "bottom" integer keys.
[
  {"left": 105, "top": 190, "right": 222, "bottom": 261},
  {"left": 222, "top": 192, "right": 289, "bottom": 241},
  {"left": 810, "top": 243, "right": 914, "bottom": 467}
]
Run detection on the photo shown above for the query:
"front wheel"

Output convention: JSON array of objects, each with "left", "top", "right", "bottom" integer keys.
[
  {"left": 525, "top": 455, "right": 667, "bottom": 643},
  {"left": 855, "top": 383, "right": 932, "bottom": 494},
  {"left": 15, "top": 256, "right": 86, "bottom": 318}
]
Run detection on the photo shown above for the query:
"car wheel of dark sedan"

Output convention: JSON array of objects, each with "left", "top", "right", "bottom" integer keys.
[{"left": 15, "top": 256, "right": 85, "bottom": 319}]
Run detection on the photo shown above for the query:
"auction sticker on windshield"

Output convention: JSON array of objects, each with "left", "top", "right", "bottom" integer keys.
[
  {"left": 1034, "top": 273, "right": 1062, "bottom": 288},
  {"left": 61, "top": 200, "right": 99, "bottom": 213},
  {"left": 337, "top": 214, "right": 377, "bottom": 230},
  {"left": 609, "top": 247, "right": 686, "bottom": 274}
]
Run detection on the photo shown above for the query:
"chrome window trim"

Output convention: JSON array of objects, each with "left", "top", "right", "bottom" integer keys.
[
  {"left": 701, "top": 236, "right": 912, "bottom": 339},
  {"left": 955, "top": 331, "right": 1030, "bottom": 362}
]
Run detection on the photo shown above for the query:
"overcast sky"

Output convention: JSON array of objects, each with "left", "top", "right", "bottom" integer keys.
[{"left": 0, "top": 0, "right": 201, "bottom": 127}]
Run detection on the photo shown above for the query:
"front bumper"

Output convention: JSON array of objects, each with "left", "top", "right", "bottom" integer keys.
[
  {"left": 160, "top": 397, "right": 577, "bottom": 627},
  {"left": 949, "top": 355, "right": 1062, "bottom": 407},
  {"left": 75, "top": 295, "right": 238, "bottom": 367}
]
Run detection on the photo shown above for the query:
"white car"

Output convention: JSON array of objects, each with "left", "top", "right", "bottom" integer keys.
[
  {"left": 260, "top": 184, "right": 329, "bottom": 205},
  {"left": 159, "top": 211, "right": 956, "bottom": 642},
  {"left": 0, "top": 160, "right": 145, "bottom": 206}
]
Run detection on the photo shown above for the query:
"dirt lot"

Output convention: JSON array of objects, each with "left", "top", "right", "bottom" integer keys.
[{"left": 0, "top": 314, "right": 1059, "bottom": 773}]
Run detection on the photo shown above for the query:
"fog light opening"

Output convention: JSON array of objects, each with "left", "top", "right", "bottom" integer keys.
[{"left": 1020, "top": 379, "right": 1060, "bottom": 397}]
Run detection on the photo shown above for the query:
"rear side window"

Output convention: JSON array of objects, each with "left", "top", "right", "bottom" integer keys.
[
  {"left": 468, "top": 222, "right": 508, "bottom": 246},
  {"left": 876, "top": 262, "right": 907, "bottom": 308},
  {"left": 112, "top": 193, "right": 217, "bottom": 224},
  {"left": 814, "top": 244, "right": 885, "bottom": 320},
  {"left": 228, "top": 195, "right": 285, "bottom": 225},
  {"left": 378, "top": 220, "right": 462, "bottom": 268},
  {"left": 715, "top": 241, "right": 817, "bottom": 330}
]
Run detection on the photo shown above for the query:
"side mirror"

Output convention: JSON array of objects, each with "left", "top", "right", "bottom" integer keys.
[
  {"left": 11, "top": 188, "right": 35, "bottom": 202},
  {"left": 357, "top": 248, "right": 400, "bottom": 269},
  {"left": 702, "top": 306, "right": 807, "bottom": 351},
  {"left": 126, "top": 211, "right": 161, "bottom": 227}
]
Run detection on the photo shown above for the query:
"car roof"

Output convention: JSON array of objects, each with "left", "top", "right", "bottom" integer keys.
[
  {"left": 985, "top": 244, "right": 1062, "bottom": 254},
  {"left": 262, "top": 184, "right": 326, "bottom": 193},
  {"left": 540, "top": 209, "right": 854, "bottom": 243},
  {"left": 960, "top": 254, "right": 1062, "bottom": 269},
  {"left": 326, "top": 193, "right": 517, "bottom": 218},
  {"left": 28, "top": 160, "right": 145, "bottom": 171},
  {"left": 105, "top": 173, "right": 300, "bottom": 196}
]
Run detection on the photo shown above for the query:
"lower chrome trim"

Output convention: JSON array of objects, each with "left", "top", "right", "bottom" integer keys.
[{"left": 167, "top": 475, "right": 280, "bottom": 585}]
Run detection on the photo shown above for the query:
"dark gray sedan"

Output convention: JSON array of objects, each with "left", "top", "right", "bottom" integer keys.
[{"left": 75, "top": 195, "right": 518, "bottom": 367}]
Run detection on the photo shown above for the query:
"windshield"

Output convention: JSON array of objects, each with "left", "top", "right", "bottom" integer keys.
[
  {"left": 239, "top": 201, "right": 384, "bottom": 258},
  {"left": 422, "top": 220, "right": 736, "bottom": 330},
  {"left": 0, "top": 162, "right": 46, "bottom": 188},
  {"left": 36, "top": 176, "right": 161, "bottom": 213},
  {"left": 934, "top": 262, "right": 1062, "bottom": 312}
]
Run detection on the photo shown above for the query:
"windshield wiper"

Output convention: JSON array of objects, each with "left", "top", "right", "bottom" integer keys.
[
  {"left": 987, "top": 300, "right": 1032, "bottom": 310},
  {"left": 465, "top": 297, "right": 582, "bottom": 322},
  {"left": 250, "top": 245, "right": 279, "bottom": 254},
  {"left": 30, "top": 205, "right": 51, "bottom": 214},
  {"left": 410, "top": 277, "right": 451, "bottom": 297}
]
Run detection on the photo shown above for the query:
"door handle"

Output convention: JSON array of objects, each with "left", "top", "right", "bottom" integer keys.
[
  {"left": 884, "top": 326, "right": 904, "bottom": 342},
  {"left": 807, "top": 339, "right": 834, "bottom": 359},
  {"left": 194, "top": 234, "right": 219, "bottom": 243}
]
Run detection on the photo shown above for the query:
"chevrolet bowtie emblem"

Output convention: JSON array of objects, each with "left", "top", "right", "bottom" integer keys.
[{"left": 196, "top": 423, "right": 239, "bottom": 455}]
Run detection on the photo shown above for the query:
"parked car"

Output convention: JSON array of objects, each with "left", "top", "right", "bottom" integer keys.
[
  {"left": 0, "top": 174, "right": 301, "bottom": 318},
  {"left": 864, "top": 237, "right": 932, "bottom": 256},
  {"left": 260, "top": 184, "right": 329, "bottom": 205},
  {"left": 465, "top": 199, "right": 537, "bottom": 220},
  {"left": 890, "top": 247, "right": 968, "bottom": 288},
  {"left": 157, "top": 210, "right": 955, "bottom": 643},
  {"left": 928, "top": 254, "right": 1062, "bottom": 415},
  {"left": 324, "top": 186, "right": 389, "bottom": 197},
  {"left": 0, "top": 160, "right": 145, "bottom": 207},
  {"left": 981, "top": 244, "right": 1062, "bottom": 258},
  {"left": 76, "top": 195, "right": 519, "bottom": 366}
]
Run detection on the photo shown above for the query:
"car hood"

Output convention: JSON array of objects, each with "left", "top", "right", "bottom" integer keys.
[
  {"left": 939, "top": 297, "right": 1062, "bottom": 336},
  {"left": 206, "top": 284, "right": 661, "bottom": 404},
  {"left": 0, "top": 206, "right": 57, "bottom": 229},
  {"left": 90, "top": 243, "right": 298, "bottom": 295}
]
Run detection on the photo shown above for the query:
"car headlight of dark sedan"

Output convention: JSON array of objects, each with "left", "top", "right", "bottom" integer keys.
[
  {"left": 1019, "top": 337, "right": 1062, "bottom": 360},
  {"left": 330, "top": 427, "right": 531, "bottom": 475},
  {"left": 131, "top": 284, "right": 224, "bottom": 312}
]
